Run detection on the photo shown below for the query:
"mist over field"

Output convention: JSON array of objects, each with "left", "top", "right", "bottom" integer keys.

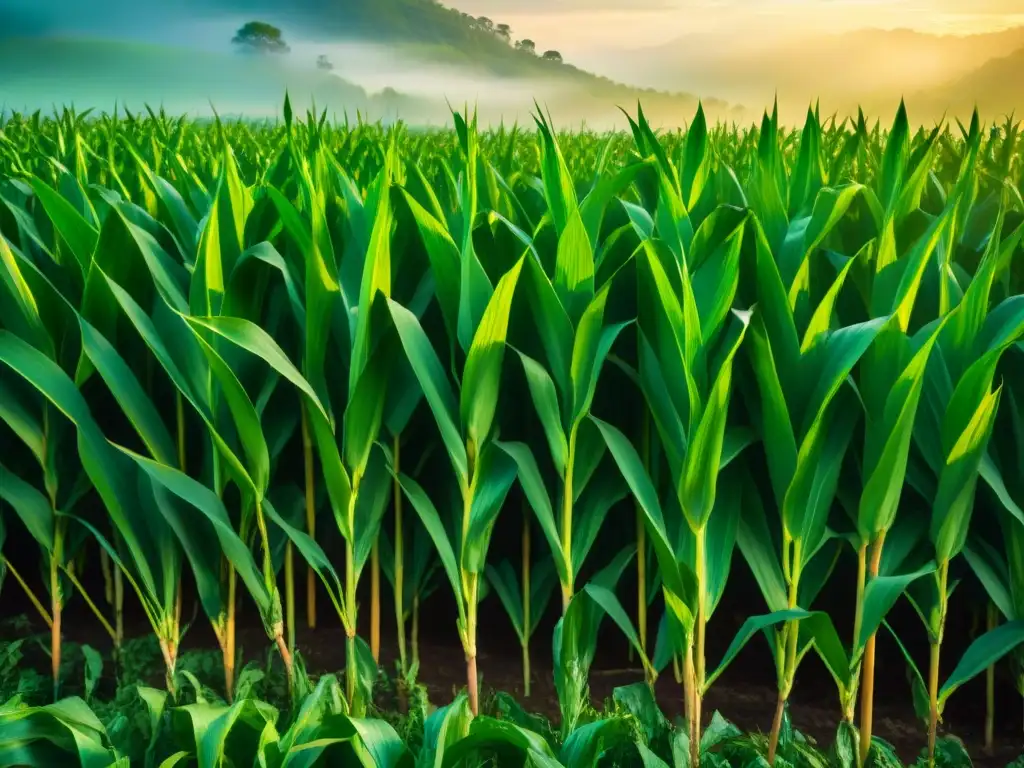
[
  {"left": 2, "top": 0, "right": 1024, "bottom": 125},
  {"left": 0, "top": 0, "right": 721, "bottom": 127}
]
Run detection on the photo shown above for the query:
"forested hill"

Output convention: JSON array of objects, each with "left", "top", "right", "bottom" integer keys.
[{"left": 1, "top": 0, "right": 732, "bottom": 124}]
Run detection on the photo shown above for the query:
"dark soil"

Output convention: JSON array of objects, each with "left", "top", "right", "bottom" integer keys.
[
  {"left": 5, "top": 548, "right": 1023, "bottom": 767},
  {"left": 236, "top": 620, "right": 1022, "bottom": 768}
]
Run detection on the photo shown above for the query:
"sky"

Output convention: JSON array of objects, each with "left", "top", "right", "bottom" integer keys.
[{"left": 451, "top": 0, "right": 1024, "bottom": 55}]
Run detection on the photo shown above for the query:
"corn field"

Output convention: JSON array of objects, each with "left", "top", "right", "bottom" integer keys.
[{"left": 1, "top": 97, "right": 1024, "bottom": 768}]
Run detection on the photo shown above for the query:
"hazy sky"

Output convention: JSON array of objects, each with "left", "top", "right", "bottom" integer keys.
[{"left": 452, "top": 0, "right": 1024, "bottom": 54}]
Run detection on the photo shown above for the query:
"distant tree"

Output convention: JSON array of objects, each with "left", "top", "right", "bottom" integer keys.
[
  {"left": 317, "top": 54, "right": 334, "bottom": 71},
  {"left": 542, "top": 50, "right": 563, "bottom": 63},
  {"left": 495, "top": 23, "right": 512, "bottom": 42},
  {"left": 476, "top": 16, "right": 494, "bottom": 32},
  {"left": 232, "top": 21, "right": 290, "bottom": 54},
  {"left": 515, "top": 39, "right": 536, "bottom": 55}
]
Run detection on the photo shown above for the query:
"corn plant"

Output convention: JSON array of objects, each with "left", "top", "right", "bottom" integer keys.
[
  {"left": 0, "top": 328, "right": 266, "bottom": 699},
  {"left": 552, "top": 546, "right": 639, "bottom": 737},
  {"left": 379, "top": 503, "right": 440, "bottom": 683},
  {"left": 738, "top": 209, "right": 884, "bottom": 762},
  {"left": 389, "top": 253, "right": 524, "bottom": 715},
  {"left": 376, "top": 269, "right": 434, "bottom": 680},
  {"left": 969, "top": 353, "right": 1024, "bottom": 732},
  {"left": 594, "top": 198, "right": 751, "bottom": 764},
  {"left": 496, "top": 111, "right": 646, "bottom": 615},
  {"left": 896, "top": 288, "right": 1024, "bottom": 762},
  {"left": 485, "top": 515, "right": 558, "bottom": 697}
]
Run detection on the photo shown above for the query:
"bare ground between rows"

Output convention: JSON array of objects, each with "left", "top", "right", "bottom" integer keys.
[
  {"left": 10, "top": 608, "right": 1020, "bottom": 767},
  {"left": 260, "top": 625, "right": 1020, "bottom": 768}
]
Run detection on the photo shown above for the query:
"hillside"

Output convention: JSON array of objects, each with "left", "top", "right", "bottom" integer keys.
[
  {"left": 600, "top": 25, "right": 1024, "bottom": 119},
  {"left": 0, "top": 0, "right": 730, "bottom": 125},
  {"left": 4, "top": 0, "right": 566, "bottom": 77},
  {"left": 912, "top": 44, "right": 1024, "bottom": 118}
]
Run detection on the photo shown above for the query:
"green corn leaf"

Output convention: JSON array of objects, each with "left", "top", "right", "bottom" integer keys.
[
  {"left": 190, "top": 196, "right": 225, "bottom": 318},
  {"left": 963, "top": 539, "right": 1013, "bottom": 620},
  {"left": 939, "top": 620, "right": 1024, "bottom": 708},
  {"left": 636, "top": 331, "right": 685, "bottom": 473},
  {"left": 584, "top": 583, "right": 653, "bottom": 674},
  {"left": 560, "top": 717, "right": 633, "bottom": 768},
  {"left": 0, "top": 330, "right": 163, "bottom": 602},
  {"left": 344, "top": 351, "right": 390, "bottom": 479},
  {"left": 787, "top": 393, "right": 859, "bottom": 558},
  {"left": 571, "top": 295, "right": 631, "bottom": 429},
  {"left": 419, "top": 692, "right": 473, "bottom": 768},
  {"left": 654, "top": 167, "right": 692, "bottom": 266},
  {"left": 78, "top": 318, "right": 178, "bottom": 465},
  {"left": 534, "top": 111, "right": 578, "bottom": 238},
  {"left": 264, "top": 497, "right": 350, "bottom": 634},
  {"left": 348, "top": 717, "right": 414, "bottom": 768},
  {"left": 801, "top": 318, "right": 886, "bottom": 440},
  {"left": 464, "top": 445, "right": 519, "bottom": 574},
  {"left": 397, "top": 474, "right": 466, "bottom": 623},
  {"left": 571, "top": 419, "right": 607, "bottom": 505},
  {"left": 799, "top": 254, "right": 856, "bottom": 354},
  {"left": 183, "top": 315, "right": 329, "bottom": 420},
  {"left": 931, "top": 387, "right": 1001, "bottom": 563},
  {"left": 495, "top": 440, "right": 569, "bottom": 587},
  {"left": 746, "top": 310, "right": 799, "bottom": 507},
  {"left": 461, "top": 257, "right": 524, "bottom": 450},
  {"left": 515, "top": 350, "right": 568, "bottom": 476},
  {"left": 736, "top": 489, "right": 788, "bottom": 613},
  {"left": 858, "top": 321, "right": 944, "bottom": 539},
  {"left": 486, "top": 560, "right": 525, "bottom": 642},
  {"left": 636, "top": 742, "right": 671, "bottom": 768},
  {"left": 856, "top": 561, "right": 937, "bottom": 653},
  {"left": 554, "top": 209, "right": 595, "bottom": 326},
  {"left": 702, "top": 470, "right": 744, "bottom": 617},
  {"left": 349, "top": 163, "right": 393, "bottom": 395},
  {"left": 124, "top": 448, "right": 273, "bottom": 617},
  {"left": 704, "top": 609, "right": 809, "bottom": 691},
  {"left": 872, "top": 205, "right": 952, "bottom": 330},
  {"left": 590, "top": 415, "right": 686, "bottom": 603},
  {"left": 400, "top": 189, "right": 461, "bottom": 342},
  {"left": 175, "top": 697, "right": 274, "bottom": 768},
  {"left": 0, "top": 234, "right": 55, "bottom": 358},
  {"left": 388, "top": 299, "right": 467, "bottom": 486},
  {"left": 0, "top": 463, "right": 54, "bottom": 552},
  {"left": 28, "top": 175, "right": 98, "bottom": 269},
  {"left": 798, "top": 612, "right": 852, "bottom": 693},
  {"left": 679, "top": 309, "right": 749, "bottom": 531},
  {"left": 0, "top": 696, "right": 118, "bottom": 768},
  {"left": 438, "top": 716, "right": 557, "bottom": 767},
  {"left": 188, "top": 330, "right": 269, "bottom": 499},
  {"left": 522, "top": 252, "right": 574, "bottom": 398},
  {"left": 579, "top": 160, "right": 651, "bottom": 246},
  {"left": 779, "top": 184, "right": 862, "bottom": 310},
  {"left": 690, "top": 208, "right": 745, "bottom": 341},
  {"left": 571, "top": 469, "right": 627, "bottom": 580}
]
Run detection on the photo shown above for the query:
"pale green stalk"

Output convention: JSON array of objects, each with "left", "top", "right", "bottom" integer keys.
[
  {"left": 858, "top": 533, "right": 886, "bottom": 767},
  {"left": 302, "top": 407, "right": 317, "bottom": 630},
  {"left": 522, "top": 505, "right": 531, "bottom": 697},
  {"left": 560, "top": 428, "right": 577, "bottom": 613},
  {"left": 393, "top": 436, "right": 407, "bottom": 677},
  {"left": 927, "top": 561, "right": 950, "bottom": 767},
  {"left": 769, "top": 535, "right": 802, "bottom": 765}
]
